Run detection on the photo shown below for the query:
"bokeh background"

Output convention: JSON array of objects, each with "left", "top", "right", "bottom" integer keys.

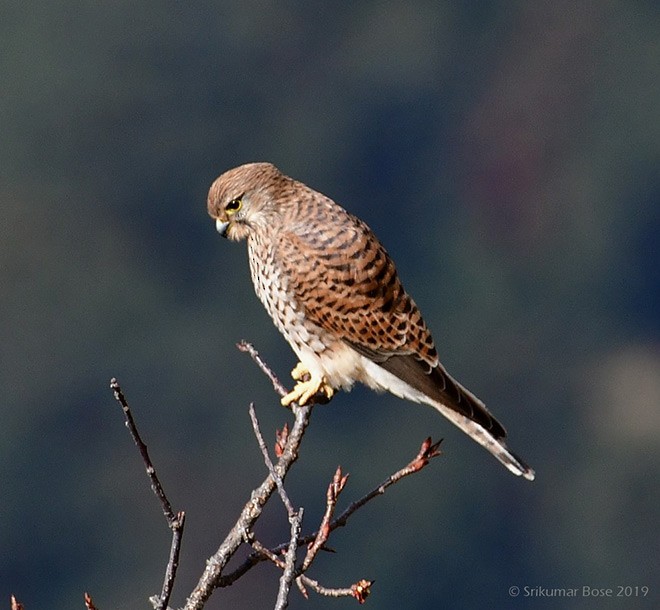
[{"left": 2, "top": 1, "right": 658, "bottom": 609}]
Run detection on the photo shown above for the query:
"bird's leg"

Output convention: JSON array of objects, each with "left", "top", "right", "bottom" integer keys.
[{"left": 281, "top": 364, "right": 335, "bottom": 406}]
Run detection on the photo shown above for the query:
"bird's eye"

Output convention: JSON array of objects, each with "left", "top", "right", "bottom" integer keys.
[{"left": 226, "top": 197, "right": 243, "bottom": 213}]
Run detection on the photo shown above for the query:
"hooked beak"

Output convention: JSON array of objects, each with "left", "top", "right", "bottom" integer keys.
[{"left": 216, "top": 218, "right": 230, "bottom": 238}]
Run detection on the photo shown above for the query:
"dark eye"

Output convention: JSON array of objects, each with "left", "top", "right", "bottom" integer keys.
[{"left": 226, "top": 197, "right": 242, "bottom": 212}]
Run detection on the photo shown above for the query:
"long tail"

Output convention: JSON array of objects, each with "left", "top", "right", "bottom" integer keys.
[
  {"left": 377, "top": 354, "right": 536, "bottom": 481},
  {"left": 427, "top": 395, "right": 535, "bottom": 480}
]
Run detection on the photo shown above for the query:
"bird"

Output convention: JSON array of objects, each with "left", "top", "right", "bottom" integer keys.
[{"left": 208, "top": 162, "right": 535, "bottom": 481}]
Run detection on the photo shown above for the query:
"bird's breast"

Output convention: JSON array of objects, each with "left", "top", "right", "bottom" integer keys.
[{"left": 246, "top": 235, "right": 361, "bottom": 389}]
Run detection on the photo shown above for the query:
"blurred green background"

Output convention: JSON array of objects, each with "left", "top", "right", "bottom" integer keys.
[{"left": 2, "top": 1, "right": 659, "bottom": 609}]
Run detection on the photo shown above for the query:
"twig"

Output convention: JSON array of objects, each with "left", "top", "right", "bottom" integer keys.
[
  {"left": 110, "top": 378, "right": 177, "bottom": 520},
  {"left": 110, "top": 378, "right": 185, "bottom": 610},
  {"left": 248, "top": 402, "right": 296, "bottom": 517},
  {"left": 157, "top": 510, "right": 185, "bottom": 608},
  {"left": 298, "top": 576, "right": 374, "bottom": 604},
  {"left": 236, "top": 341, "right": 288, "bottom": 397},
  {"left": 252, "top": 518, "right": 370, "bottom": 607},
  {"left": 301, "top": 466, "right": 348, "bottom": 571},
  {"left": 252, "top": 513, "right": 367, "bottom": 608},
  {"left": 329, "top": 437, "right": 443, "bottom": 532},
  {"left": 275, "top": 509, "right": 304, "bottom": 610},
  {"left": 251, "top": 539, "right": 286, "bottom": 568}
]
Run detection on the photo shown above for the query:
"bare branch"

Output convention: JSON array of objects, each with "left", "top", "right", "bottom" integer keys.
[
  {"left": 156, "top": 511, "right": 186, "bottom": 609},
  {"left": 236, "top": 341, "right": 288, "bottom": 397},
  {"left": 251, "top": 539, "right": 286, "bottom": 568},
  {"left": 184, "top": 400, "right": 312, "bottom": 609},
  {"left": 110, "top": 379, "right": 176, "bottom": 522},
  {"left": 249, "top": 400, "right": 304, "bottom": 609},
  {"left": 330, "top": 437, "right": 443, "bottom": 531},
  {"left": 275, "top": 509, "right": 304, "bottom": 610},
  {"left": 109, "top": 378, "right": 185, "bottom": 610},
  {"left": 248, "top": 402, "right": 296, "bottom": 517},
  {"left": 301, "top": 466, "right": 348, "bottom": 571},
  {"left": 298, "top": 576, "right": 374, "bottom": 604},
  {"left": 107, "top": 344, "right": 442, "bottom": 608}
]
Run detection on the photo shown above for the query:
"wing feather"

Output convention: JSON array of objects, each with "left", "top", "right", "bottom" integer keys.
[{"left": 277, "top": 207, "right": 508, "bottom": 439}]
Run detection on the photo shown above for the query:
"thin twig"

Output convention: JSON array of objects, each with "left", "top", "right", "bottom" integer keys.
[
  {"left": 301, "top": 466, "right": 348, "bottom": 571},
  {"left": 236, "top": 341, "right": 289, "bottom": 397},
  {"left": 248, "top": 402, "right": 296, "bottom": 517},
  {"left": 158, "top": 511, "right": 186, "bottom": 608},
  {"left": 298, "top": 576, "right": 374, "bottom": 604},
  {"left": 249, "top": 400, "right": 304, "bottom": 609},
  {"left": 251, "top": 539, "right": 286, "bottom": 568},
  {"left": 275, "top": 509, "right": 304, "bottom": 610},
  {"left": 251, "top": 495, "right": 369, "bottom": 608},
  {"left": 329, "top": 437, "right": 443, "bottom": 532},
  {"left": 252, "top": 512, "right": 369, "bottom": 607},
  {"left": 110, "top": 378, "right": 185, "bottom": 610},
  {"left": 110, "top": 378, "right": 176, "bottom": 520}
]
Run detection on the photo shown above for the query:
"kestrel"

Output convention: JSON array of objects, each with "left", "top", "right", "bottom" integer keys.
[{"left": 208, "top": 162, "right": 535, "bottom": 481}]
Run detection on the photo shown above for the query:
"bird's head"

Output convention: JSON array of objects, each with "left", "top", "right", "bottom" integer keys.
[{"left": 207, "top": 162, "right": 287, "bottom": 241}]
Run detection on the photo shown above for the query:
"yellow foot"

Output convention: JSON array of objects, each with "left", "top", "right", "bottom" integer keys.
[
  {"left": 281, "top": 375, "right": 335, "bottom": 407},
  {"left": 290, "top": 361, "right": 311, "bottom": 382}
]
